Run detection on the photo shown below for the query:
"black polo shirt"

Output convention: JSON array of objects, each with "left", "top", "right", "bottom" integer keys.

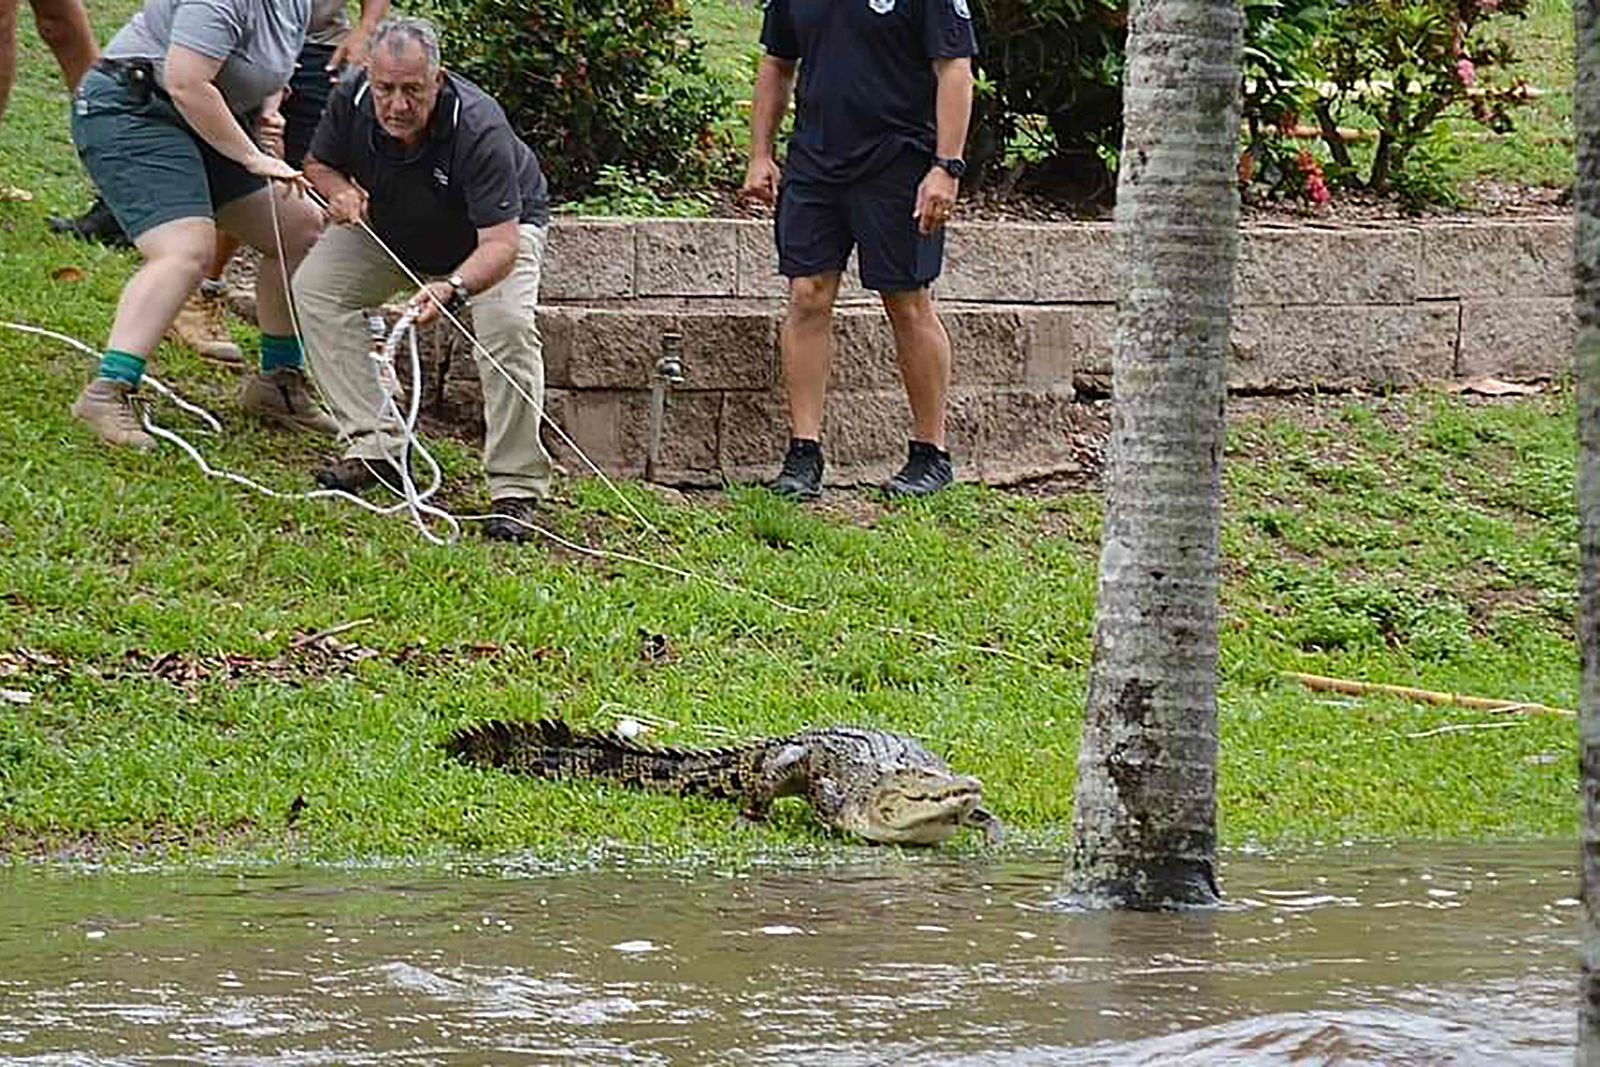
[
  {"left": 308, "top": 71, "right": 551, "bottom": 276},
  {"left": 761, "top": 0, "right": 977, "bottom": 184}
]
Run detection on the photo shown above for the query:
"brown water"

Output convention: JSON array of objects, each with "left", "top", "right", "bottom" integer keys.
[{"left": 0, "top": 842, "right": 1577, "bottom": 1065}]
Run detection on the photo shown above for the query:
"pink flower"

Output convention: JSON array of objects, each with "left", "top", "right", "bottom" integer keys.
[
  {"left": 1307, "top": 176, "right": 1331, "bottom": 206},
  {"left": 1456, "top": 58, "right": 1478, "bottom": 87},
  {"left": 1480, "top": 0, "right": 1500, "bottom": 11}
]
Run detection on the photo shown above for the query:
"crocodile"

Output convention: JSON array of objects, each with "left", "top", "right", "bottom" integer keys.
[{"left": 445, "top": 719, "right": 1003, "bottom": 846}]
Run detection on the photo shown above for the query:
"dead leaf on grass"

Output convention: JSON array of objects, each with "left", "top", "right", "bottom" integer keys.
[
  {"left": 1449, "top": 377, "right": 1544, "bottom": 397},
  {"left": 50, "top": 266, "right": 86, "bottom": 283}
]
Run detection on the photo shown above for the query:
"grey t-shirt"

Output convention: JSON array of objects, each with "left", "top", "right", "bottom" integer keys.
[
  {"left": 105, "top": 0, "right": 311, "bottom": 113},
  {"left": 305, "top": 0, "right": 349, "bottom": 48}
]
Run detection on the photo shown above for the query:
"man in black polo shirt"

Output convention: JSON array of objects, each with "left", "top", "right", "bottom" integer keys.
[
  {"left": 291, "top": 16, "right": 553, "bottom": 542},
  {"left": 742, "top": 0, "right": 976, "bottom": 500}
]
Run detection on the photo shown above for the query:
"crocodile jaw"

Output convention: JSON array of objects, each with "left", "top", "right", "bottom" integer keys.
[{"left": 850, "top": 773, "right": 985, "bottom": 846}]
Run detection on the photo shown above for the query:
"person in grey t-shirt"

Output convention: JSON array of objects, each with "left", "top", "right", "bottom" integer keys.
[{"left": 66, "top": 0, "right": 334, "bottom": 452}]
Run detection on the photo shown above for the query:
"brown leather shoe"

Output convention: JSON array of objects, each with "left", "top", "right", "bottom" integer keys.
[
  {"left": 70, "top": 378, "right": 156, "bottom": 450},
  {"left": 314, "top": 456, "right": 406, "bottom": 493},
  {"left": 483, "top": 496, "right": 541, "bottom": 542},
  {"left": 168, "top": 285, "right": 244, "bottom": 368},
  {"left": 241, "top": 368, "right": 340, "bottom": 437}
]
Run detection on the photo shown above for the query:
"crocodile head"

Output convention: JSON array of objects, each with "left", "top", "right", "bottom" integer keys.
[{"left": 849, "top": 769, "right": 986, "bottom": 846}]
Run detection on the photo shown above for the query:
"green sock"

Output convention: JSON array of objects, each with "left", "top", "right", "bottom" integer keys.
[
  {"left": 260, "top": 333, "right": 303, "bottom": 373},
  {"left": 98, "top": 350, "right": 145, "bottom": 387}
]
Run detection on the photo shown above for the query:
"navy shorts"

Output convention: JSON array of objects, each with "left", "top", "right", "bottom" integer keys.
[
  {"left": 776, "top": 148, "right": 944, "bottom": 293},
  {"left": 71, "top": 64, "right": 264, "bottom": 241}
]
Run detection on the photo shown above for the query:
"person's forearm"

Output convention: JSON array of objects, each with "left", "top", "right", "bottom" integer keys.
[
  {"left": 304, "top": 157, "right": 356, "bottom": 201},
  {"left": 452, "top": 237, "right": 518, "bottom": 294},
  {"left": 749, "top": 56, "right": 796, "bottom": 162},
  {"left": 933, "top": 57, "right": 973, "bottom": 158},
  {"left": 167, "top": 80, "right": 262, "bottom": 165},
  {"left": 355, "top": 0, "right": 390, "bottom": 38}
]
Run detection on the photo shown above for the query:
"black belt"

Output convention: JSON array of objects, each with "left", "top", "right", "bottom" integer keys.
[{"left": 93, "top": 56, "right": 169, "bottom": 101}]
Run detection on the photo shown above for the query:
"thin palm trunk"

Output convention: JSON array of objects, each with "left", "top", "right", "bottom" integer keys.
[
  {"left": 1575, "top": 0, "right": 1600, "bottom": 1058},
  {"left": 1064, "top": 0, "right": 1243, "bottom": 910}
]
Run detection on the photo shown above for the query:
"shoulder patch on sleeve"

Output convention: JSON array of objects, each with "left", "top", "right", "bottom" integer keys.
[{"left": 952, "top": 0, "right": 971, "bottom": 18}]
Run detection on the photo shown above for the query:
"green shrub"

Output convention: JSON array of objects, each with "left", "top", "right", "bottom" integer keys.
[
  {"left": 975, "top": 0, "right": 1535, "bottom": 208},
  {"left": 970, "top": 0, "right": 1126, "bottom": 191},
  {"left": 1312, "top": 0, "right": 1534, "bottom": 195},
  {"left": 426, "top": 0, "right": 736, "bottom": 199}
]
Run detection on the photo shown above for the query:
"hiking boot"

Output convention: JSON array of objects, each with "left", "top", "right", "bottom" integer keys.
[
  {"left": 48, "top": 196, "right": 132, "bottom": 248},
  {"left": 882, "top": 440, "right": 954, "bottom": 498},
  {"left": 314, "top": 456, "right": 407, "bottom": 494},
  {"left": 483, "top": 496, "right": 541, "bottom": 543},
  {"left": 169, "top": 283, "right": 244, "bottom": 368},
  {"left": 240, "top": 367, "right": 340, "bottom": 437},
  {"left": 70, "top": 378, "right": 156, "bottom": 450},
  {"left": 768, "top": 438, "right": 823, "bottom": 500}
]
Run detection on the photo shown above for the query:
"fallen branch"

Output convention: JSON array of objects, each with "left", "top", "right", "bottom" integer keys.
[
  {"left": 1282, "top": 671, "right": 1574, "bottom": 718},
  {"left": 289, "top": 617, "right": 375, "bottom": 651},
  {"left": 1405, "top": 721, "right": 1528, "bottom": 740}
]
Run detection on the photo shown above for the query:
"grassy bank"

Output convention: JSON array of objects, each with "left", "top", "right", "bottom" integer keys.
[{"left": 0, "top": 3, "right": 1580, "bottom": 866}]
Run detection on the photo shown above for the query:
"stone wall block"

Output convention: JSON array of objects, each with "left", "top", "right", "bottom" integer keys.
[
  {"left": 735, "top": 219, "right": 788, "bottom": 299},
  {"left": 1229, "top": 304, "right": 1458, "bottom": 390},
  {"left": 636, "top": 219, "right": 738, "bottom": 297},
  {"left": 950, "top": 384, "right": 1083, "bottom": 482},
  {"left": 543, "top": 220, "right": 637, "bottom": 300},
  {"left": 718, "top": 390, "right": 791, "bottom": 479},
  {"left": 822, "top": 309, "right": 904, "bottom": 390},
  {"left": 947, "top": 306, "right": 1030, "bottom": 384},
  {"left": 674, "top": 311, "right": 779, "bottom": 391},
  {"left": 546, "top": 388, "right": 722, "bottom": 482},
  {"left": 938, "top": 223, "right": 1040, "bottom": 302},
  {"left": 1236, "top": 225, "right": 1420, "bottom": 305},
  {"left": 819, "top": 389, "right": 913, "bottom": 480},
  {"left": 1033, "top": 224, "right": 1117, "bottom": 301},
  {"left": 1418, "top": 219, "right": 1573, "bottom": 299},
  {"left": 1025, "top": 305, "right": 1110, "bottom": 383},
  {"left": 1458, "top": 297, "right": 1573, "bottom": 380}
]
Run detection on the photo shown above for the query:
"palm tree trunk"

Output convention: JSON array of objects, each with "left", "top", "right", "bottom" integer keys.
[
  {"left": 1064, "top": 0, "right": 1243, "bottom": 910},
  {"left": 1574, "top": 1, "right": 1600, "bottom": 1058}
]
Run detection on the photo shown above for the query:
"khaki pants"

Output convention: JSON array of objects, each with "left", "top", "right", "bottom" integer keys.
[{"left": 292, "top": 223, "right": 552, "bottom": 500}]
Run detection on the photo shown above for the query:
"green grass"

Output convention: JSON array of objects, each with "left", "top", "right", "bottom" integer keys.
[{"left": 0, "top": 1, "right": 1582, "bottom": 866}]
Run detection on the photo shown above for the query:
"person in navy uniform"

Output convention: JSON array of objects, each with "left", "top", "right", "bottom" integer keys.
[{"left": 741, "top": 0, "right": 977, "bottom": 500}]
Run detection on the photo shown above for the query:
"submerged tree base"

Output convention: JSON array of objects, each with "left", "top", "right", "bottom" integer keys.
[{"left": 1058, "top": 853, "right": 1223, "bottom": 911}]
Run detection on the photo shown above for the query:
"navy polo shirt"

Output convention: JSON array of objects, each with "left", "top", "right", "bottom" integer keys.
[
  {"left": 308, "top": 71, "right": 550, "bottom": 276},
  {"left": 761, "top": 0, "right": 978, "bottom": 184}
]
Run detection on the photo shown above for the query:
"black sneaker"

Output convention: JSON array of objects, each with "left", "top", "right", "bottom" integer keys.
[
  {"left": 48, "top": 196, "right": 132, "bottom": 249},
  {"left": 314, "top": 456, "right": 407, "bottom": 494},
  {"left": 483, "top": 497, "right": 540, "bottom": 543},
  {"left": 882, "top": 440, "right": 953, "bottom": 498},
  {"left": 768, "top": 438, "right": 823, "bottom": 500}
]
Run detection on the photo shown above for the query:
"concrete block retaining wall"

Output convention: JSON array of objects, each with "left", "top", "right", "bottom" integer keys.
[{"left": 382, "top": 215, "right": 1574, "bottom": 486}]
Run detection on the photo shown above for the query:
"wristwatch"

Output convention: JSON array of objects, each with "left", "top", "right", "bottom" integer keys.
[
  {"left": 445, "top": 273, "right": 471, "bottom": 312},
  {"left": 934, "top": 156, "right": 968, "bottom": 179}
]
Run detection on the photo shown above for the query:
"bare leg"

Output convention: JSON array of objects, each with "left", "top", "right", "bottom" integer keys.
[
  {"left": 0, "top": 0, "right": 17, "bottom": 127},
  {"left": 782, "top": 272, "right": 841, "bottom": 440},
  {"left": 207, "top": 229, "right": 240, "bottom": 283},
  {"left": 881, "top": 287, "right": 951, "bottom": 448},
  {"left": 29, "top": 0, "right": 97, "bottom": 90},
  {"left": 106, "top": 217, "right": 215, "bottom": 356},
  {"left": 215, "top": 184, "right": 322, "bottom": 336}
]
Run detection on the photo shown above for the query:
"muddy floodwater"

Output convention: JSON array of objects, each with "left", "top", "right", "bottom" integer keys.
[{"left": 0, "top": 842, "right": 1577, "bottom": 1064}]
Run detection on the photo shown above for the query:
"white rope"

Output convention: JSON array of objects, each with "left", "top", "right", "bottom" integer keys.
[
  {"left": 9, "top": 183, "right": 1070, "bottom": 676},
  {"left": 298, "top": 185, "right": 663, "bottom": 540}
]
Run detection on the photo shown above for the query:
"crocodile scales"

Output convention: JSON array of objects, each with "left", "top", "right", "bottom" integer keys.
[{"left": 446, "top": 719, "right": 1003, "bottom": 846}]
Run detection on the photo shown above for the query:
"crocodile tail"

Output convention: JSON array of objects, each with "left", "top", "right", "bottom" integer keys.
[{"left": 445, "top": 719, "right": 754, "bottom": 800}]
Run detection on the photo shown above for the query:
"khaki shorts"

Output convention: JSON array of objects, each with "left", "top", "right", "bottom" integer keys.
[{"left": 70, "top": 63, "right": 263, "bottom": 240}]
